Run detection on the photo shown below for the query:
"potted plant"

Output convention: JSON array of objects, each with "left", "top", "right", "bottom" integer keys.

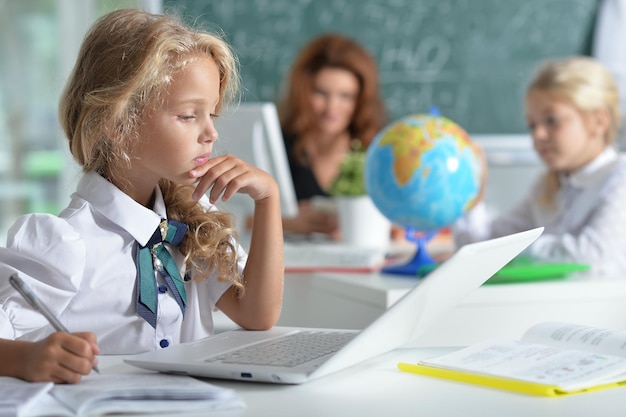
[
  {"left": 328, "top": 144, "right": 391, "bottom": 248},
  {"left": 328, "top": 147, "right": 367, "bottom": 197}
]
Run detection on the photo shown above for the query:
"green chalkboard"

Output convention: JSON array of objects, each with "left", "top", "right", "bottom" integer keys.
[{"left": 164, "top": 0, "right": 600, "bottom": 133}]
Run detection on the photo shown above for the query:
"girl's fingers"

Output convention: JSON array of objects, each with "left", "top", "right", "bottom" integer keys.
[
  {"left": 51, "top": 356, "right": 89, "bottom": 384},
  {"left": 72, "top": 331, "right": 101, "bottom": 356},
  {"left": 21, "top": 333, "right": 93, "bottom": 383},
  {"left": 191, "top": 155, "right": 237, "bottom": 200},
  {"left": 192, "top": 155, "right": 271, "bottom": 202},
  {"left": 208, "top": 164, "right": 246, "bottom": 202}
]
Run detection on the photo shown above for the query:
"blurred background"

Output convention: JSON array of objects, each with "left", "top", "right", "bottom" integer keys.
[
  {"left": 0, "top": 0, "right": 161, "bottom": 242},
  {"left": 0, "top": 0, "right": 622, "bottom": 243}
]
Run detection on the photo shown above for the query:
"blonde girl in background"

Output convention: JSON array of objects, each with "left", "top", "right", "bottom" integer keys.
[
  {"left": 0, "top": 9, "right": 283, "bottom": 383},
  {"left": 453, "top": 56, "right": 626, "bottom": 276}
]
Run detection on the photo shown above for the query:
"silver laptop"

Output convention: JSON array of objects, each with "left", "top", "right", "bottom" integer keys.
[{"left": 125, "top": 227, "right": 543, "bottom": 384}]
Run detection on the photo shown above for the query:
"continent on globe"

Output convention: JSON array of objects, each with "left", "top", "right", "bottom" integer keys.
[{"left": 365, "top": 113, "right": 484, "bottom": 232}]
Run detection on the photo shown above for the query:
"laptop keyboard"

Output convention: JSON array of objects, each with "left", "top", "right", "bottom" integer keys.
[{"left": 204, "top": 330, "right": 357, "bottom": 367}]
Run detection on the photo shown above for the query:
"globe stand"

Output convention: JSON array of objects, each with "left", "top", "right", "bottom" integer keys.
[{"left": 382, "top": 229, "right": 437, "bottom": 276}]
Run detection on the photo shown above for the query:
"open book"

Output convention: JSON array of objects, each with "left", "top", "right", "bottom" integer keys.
[
  {"left": 7, "top": 373, "right": 243, "bottom": 417},
  {"left": 0, "top": 378, "right": 52, "bottom": 417},
  {"left": 398, "top": 322, "right": 626, "bottom": 396}
]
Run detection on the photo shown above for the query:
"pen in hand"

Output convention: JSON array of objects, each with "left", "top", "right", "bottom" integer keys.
[{"left": 8, "top": 273, "right": 100, "bottom": 374}]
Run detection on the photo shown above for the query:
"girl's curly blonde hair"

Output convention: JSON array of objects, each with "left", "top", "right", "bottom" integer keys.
[{"left": 58, "top": 9, "right": 243, "bottom": 290}]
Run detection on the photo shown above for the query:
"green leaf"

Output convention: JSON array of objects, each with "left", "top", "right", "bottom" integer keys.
[{"left": 328, "top": 151, "right": 367, "bottom": 196}]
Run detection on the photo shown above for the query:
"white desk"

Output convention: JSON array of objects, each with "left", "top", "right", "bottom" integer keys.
[
  {"left": 276, "top": 272, "right": 626, "bottom": 346},
  {"left": 99, "top": 345, "right": 626, "bottom": 417},
  {"left": 114, "top": 259, "right": 626, "bottom": 416}
]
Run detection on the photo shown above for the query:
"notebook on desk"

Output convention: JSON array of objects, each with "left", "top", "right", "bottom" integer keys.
[{"left": 125, "top": 227, "right": 543, "bottom": 384}]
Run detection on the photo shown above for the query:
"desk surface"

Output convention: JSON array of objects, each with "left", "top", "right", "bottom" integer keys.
[
  {"left": 99, "top": 344, "right": 626, "bottom": 417},
  {"left": 274, "top": 271, "right": 626, "bottom": 346},
  {"left": 208, "top": 245, "right": 626, "bottom": 415}
]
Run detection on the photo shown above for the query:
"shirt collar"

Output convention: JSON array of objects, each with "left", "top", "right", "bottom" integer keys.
[
  {"left": 75, "top": 172, "right": 166, "bottom": 246},
  {"left": 559, "top": 147, "right": 619, "bottom": 189}
]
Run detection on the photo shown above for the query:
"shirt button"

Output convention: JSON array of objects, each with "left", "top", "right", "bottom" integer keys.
[
  {"left": 159, "top": 339, "right": 170, "bottom": 348},
  {"left": 158, "top": 285, "right": 168, "bottom": 293}
]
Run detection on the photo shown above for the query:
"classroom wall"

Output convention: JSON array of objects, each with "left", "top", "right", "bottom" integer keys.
[{"left": 164, "top": 0, "right": 600, "bottom": 134}]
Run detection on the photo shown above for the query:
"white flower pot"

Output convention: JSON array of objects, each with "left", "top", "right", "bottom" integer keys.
[{"left": 335, "top": 195, "right": 391, "bottom": 248}]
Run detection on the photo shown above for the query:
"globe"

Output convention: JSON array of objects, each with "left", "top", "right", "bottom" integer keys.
[{"left": 365, "top": 113, "right": 484, "bottom": 232}]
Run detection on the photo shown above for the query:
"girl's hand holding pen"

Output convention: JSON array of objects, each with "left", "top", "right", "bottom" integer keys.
[
  {"left": 8, "top": 274, "right": 101, "bottom": 383},
  {"left": 18, "top": 332, "right": 100, "bottom": 384}
]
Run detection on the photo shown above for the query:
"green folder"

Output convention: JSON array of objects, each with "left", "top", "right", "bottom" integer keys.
[
  {"left": 417, "top": 257, "right": 590, "bottom": 284},
  {"left": 485, "top": 262, "right": 590, "bottom": 284}
]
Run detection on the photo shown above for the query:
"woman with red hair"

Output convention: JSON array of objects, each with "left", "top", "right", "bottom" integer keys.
[{"left": 278, "top": 33, "right": 388, "bottom": 237}]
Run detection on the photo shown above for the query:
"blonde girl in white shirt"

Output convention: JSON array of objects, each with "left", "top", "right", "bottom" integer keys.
[
  {"left": 454, "top": 56, "right": 626, "bottom": 275},
  {"left": 0, "top": 9, "right": 283, "bottom": 383}
]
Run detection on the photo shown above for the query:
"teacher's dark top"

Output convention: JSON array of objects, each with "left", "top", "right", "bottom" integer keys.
[{"left": 284, "top": 134, "right": 329, "bottom": 201}]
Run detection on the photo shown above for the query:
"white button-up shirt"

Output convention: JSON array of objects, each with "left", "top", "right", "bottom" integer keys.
[
  {"left": 453, "top": 148, "right": 626, "bottom": 276},
  {"left": 0, "top": 172, "right": 243, "bottom": 354}
]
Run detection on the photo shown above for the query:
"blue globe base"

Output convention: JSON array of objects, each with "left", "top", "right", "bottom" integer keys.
[{"left": 382, "top": 231, "right": 436, "bottom": 277}]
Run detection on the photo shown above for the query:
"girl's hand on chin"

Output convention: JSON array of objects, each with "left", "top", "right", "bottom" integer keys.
[{"left": 189, "top": 154, "right": 278, "bottom": 203}]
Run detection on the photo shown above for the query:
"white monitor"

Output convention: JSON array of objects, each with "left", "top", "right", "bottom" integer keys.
[
  {"left": 213, "top": 102, "right": 298, "bottom": 236},
  {"left": 470, "top": 134, "right": 542, "bottom": 216}
]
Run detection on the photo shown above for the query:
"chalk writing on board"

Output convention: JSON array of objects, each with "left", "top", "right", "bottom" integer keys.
[{"left": 168, "top": 0, "right": 599, "bottom": 133}]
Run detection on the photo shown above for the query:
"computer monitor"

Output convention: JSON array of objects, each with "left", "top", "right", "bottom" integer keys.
[
  {"left": 212, "top": 102, "right": 298, "bottom": 236},
  {"left": 470, "top": 134, "right": 542, "bottom": 216}
]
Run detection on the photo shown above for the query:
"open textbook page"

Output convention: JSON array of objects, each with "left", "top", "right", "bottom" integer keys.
[
  {"left": 398, "top": 322, "right": 626, "bottom": 396},
  {"left": 50, "top": 373, "right": 243, "bottom": 416},
  {"left": 19, "top": 373, "right": 243, "bottom": 417},
  {"left": 0, "top": 377, "right": 52, "bottom": 417},
  {"left": 521, "top": 321, "right": 626, "bottom": 357}
]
